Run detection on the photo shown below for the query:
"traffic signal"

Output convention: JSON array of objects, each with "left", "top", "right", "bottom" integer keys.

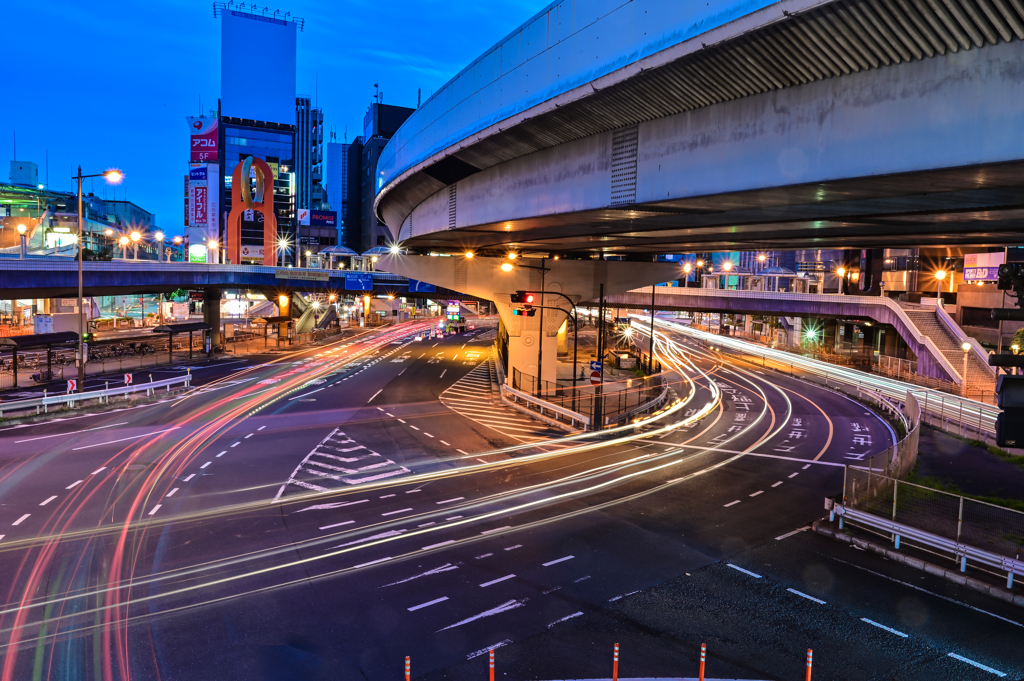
[
  {"left": 81, "top": 332, "right": 94, "bottom": 342},
  {"left": 510, "top": 291, "right": 536, "bottom": 306},
  {"left": 996, "top": 375, "right": 1024, "bottom": 447},
  {"left": 511, "top": 308, "right": 536, "bottom": 317}
]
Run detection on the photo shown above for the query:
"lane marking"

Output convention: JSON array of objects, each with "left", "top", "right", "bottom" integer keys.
[
  {"left": 548, "top": 611, "right": 584, "bottom": 628},
  {"left": 479, "top": 574, "right": 515, "bottom": 587},
  {"left": 397, "top": 419, "right": 406, "bottom": 424},
  {"left": 166, "top": 488, "right": 179, "bottom": 498},
  {"left": 456, "top": 449, "right": 468, "bottom": 455},
  {"left": 148, "top": 504, "right": 162, "bottom": 516},
  {"left": 467, "top": 640, "right": 512, "bottom": 660},
  {"left": 542, "top": 555, "right": 574, "bottom": 567},
  {"left": 72, "top": 427, "right": 180, "bottom": 451},
  {"left": 947, "top": 653, "right": 1006, "bottom": 677},
  {"left": 439, "top": 440, "right": 450, "bottom": 446},
  {"left": 481, "top": 525, "right": 511, "bottom": 535},
  {"left": 749, "top": 491, "right": 764, "bottom": 497},
  {"left": 39, "top": 496, "right": 57, "bottom": 506},
  {"left": 724, "top": 500, "right": 741, "bottom": 507},
  {"left": 409, "top": 425, "right": 420, "bottom": 431},
  {"left": 437, "top": 497, "right": 464, "bottom": 505},
  {"left": 200, "top": 462, "right": 212, "bottom": 469},
  {"left": 771, "top": 481, "right": 783, "bottom": 487},
  {"left": 787, "top": 588, "right": 825, "bottom": 604},
  {"left": 422, "top": 540, "right": 456, "bottom": 550},
  {"left": 183, "top": 474, "right": 196, "bottom": 482},
  {"left": 231, "top": 442, "right": 240, "bottom": 448},
  {"left": 802, "top": 464, "right": 811, "bottom": 469},
  {"left": 440, "top": 370, "right": 447, "bottom": 378},
  {"left": 66, "top": 480, "right": 82, "bottom": 490},
  {"left": 381, "top": 508, "right": 413, "bottom": 517},
  {"left": 258, "top": 426, "right": 266, "bottom": 430},
  {"left": 367, "top": 389, "right": 383, "bottom": 403},
  {"left": 320, "top": 521, "right": 355, "bottom": 530},
  {"left": 775, "top": 526, "right": 810, "bottom": 541},
  {"left": 424, "top": 432, "right": 434, "bottom": 438},
  {"left": 12, "top": 514, "right": 30, "bottom": 526},
  {"left": 408, "top": 596, "right": 449, "bottom": 611},
  {"left": 354, "top": 557, "right": 392, "bottom": 569},
  {"left": 216, "top": 451, "right": 227, "bottom": 457},
  {"left": 726, "top": 563, "right": 761, "bottom": 578},
  {"left": 860, "top": 618, "right": 908, "bottom": 638},
  {"left": 788, "top": 472, "right": 799, "bottom": 478},
  {"left": 15, "top": 422, "right": 129, "bottom": 443},
  {"left": 244, "top": 433, "right": 253, "bottom": 439}
]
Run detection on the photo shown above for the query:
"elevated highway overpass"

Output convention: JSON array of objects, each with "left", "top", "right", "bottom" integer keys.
[{"left": 376, "top": 0, "right": 1024, "bottom": 254}]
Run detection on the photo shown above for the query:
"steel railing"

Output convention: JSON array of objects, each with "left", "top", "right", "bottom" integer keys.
[
  {"left": 0, "top": 374, "right": 192, "bottom": 417},
  {"left": 501, "top": 384, "right": 590, "bottom": 429}
]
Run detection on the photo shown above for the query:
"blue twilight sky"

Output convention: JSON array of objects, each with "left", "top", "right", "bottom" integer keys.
[{"left": 5, "top": 0, "right": 547, "bottom": 231}]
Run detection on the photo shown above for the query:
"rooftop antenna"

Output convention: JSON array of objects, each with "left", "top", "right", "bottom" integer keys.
[
  {"left": 344, "top": 125, "right": 348, "bottom": 142},
  {"left": 374, "top": 83, "right": 380, "bottom": 104},
  {"left": 45, "top": 149, "right": 49, "bottom": 190},
  {"left": 417, "top": 88, "right": 421, "bottom": 108}
]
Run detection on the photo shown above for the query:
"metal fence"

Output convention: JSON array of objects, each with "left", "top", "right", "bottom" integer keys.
[{"left": 511, "top": 367, "right": 670, "bottom": 425}]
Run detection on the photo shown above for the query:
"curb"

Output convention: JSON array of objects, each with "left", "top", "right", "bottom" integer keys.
[{"left": 812, "top": 520, "right": 1024, "bottom": 608}]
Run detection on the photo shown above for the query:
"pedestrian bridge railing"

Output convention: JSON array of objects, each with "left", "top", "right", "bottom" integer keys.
[{"left": 0, "top": 373, "right": 192, "bottom": 418}]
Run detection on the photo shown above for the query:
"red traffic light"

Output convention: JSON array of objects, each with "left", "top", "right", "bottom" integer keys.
[{"left": 524, "top": 293, "right": 535, "bottom": 305}]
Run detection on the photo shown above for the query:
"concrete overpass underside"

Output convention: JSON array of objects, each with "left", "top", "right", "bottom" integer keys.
[{"left": 377, "top": 0, "right": 1024, "bottom": 254}]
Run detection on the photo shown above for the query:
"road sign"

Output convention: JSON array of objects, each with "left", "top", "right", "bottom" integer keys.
[
  {"left": 67, "top": 379, "right": 76, "bottom": 393},
  {"left": 124, "top": 373, "right": 133, "bottom": 386},
  {"left": 590, "top": 371, "right": 602, "bottom": 386},
  {"left": 590, "top": 361, "right": 603, "bottom": 371}
]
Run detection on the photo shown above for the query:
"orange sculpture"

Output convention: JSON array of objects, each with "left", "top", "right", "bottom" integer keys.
[{"left": 227, "top": 156, "right": 278, "bottom": 266}]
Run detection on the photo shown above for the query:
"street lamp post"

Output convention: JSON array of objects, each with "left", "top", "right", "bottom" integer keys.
[
  {"left": 16, "top": 224, "right": 26, "bottom": 258},
  {"left": 836, "top": 267, "right": 846, "bottom": 295},
  {"left": 155, "top": 232, "right": 165, "bottom": 262},
  {"left": 74, "top": 165, "right": 122, "bottom": 393},
  {"left": 118, "top": 236, "right": 129, "bottom": 259},
  {"left": 130, "top": 230, "right": 141, "bottom": 260},
  {"left": 935, "top": 269, "right": 947, "bottom": 308},
  {"left": 962, "top": 341, "right": 971, "bottom": 393}
]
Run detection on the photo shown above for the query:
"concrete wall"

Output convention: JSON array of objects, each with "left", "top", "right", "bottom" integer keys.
[{"left": 397, "top": 37, "right": 1024, "bottom": 239}]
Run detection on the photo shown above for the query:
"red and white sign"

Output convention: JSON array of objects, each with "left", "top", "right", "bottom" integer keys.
[
  {"left": 124, "top": 373, "right": 133, "bottom": 386},
  {"left": 590, "top": 371, "right": 602, "bottom": 386},
  {"left": 298, "top": 208, "right": 310, "bottom": 226},
  {"left": 239, "top": 245, "right": 265, "bottom": 260},
  {"left": 188, "top": 117, "right": 219, "bottom": 162},
  {"left": 67, "top": 379, "right": 77, "bottom": 393}
]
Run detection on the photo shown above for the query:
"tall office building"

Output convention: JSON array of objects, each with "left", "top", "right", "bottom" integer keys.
[
  {"left": 295, "top": 96, "right": 324, "bottom": 211},
  {"left": 350, "top": 102, "right": 414, "bottom": 253},
  {"left": 325, "top": 140, "right": 349, "bottom": 246},
  {"left": 345, "top": 138, "right": 363, "bottom": 252}
]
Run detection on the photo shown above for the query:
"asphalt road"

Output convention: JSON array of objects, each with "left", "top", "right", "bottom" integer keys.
[{"left": 0, "top": 322, "right": 1019, "bottom": 681}]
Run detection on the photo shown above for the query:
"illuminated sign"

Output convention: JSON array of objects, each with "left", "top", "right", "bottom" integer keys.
[{"left": 187, "top": 117, "right": 219, "bottom": 162}]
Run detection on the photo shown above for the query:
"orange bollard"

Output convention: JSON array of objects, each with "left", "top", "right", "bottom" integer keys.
[
  {"left": 699, "top": 643, "right": 706, "bottom": 681},
  {"left": 612, "top": 643, "right": 620, "bottom": 681},
  {"left": 805, "top": 649, "right": 813, "bottom": 681},
  {"left": 489, "top": 649, "right": 494, "bottom": 681},
  {"left": 405, "top": 655, "right": 411, "bottom": 681}
]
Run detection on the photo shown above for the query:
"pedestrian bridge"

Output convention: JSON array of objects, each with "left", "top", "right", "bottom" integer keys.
[
  {"left": 607, "top": 285, "right": 996, "bottom": 386},
  {"left": 376, "top": 0, "right": 1024, "bottom": 254}
]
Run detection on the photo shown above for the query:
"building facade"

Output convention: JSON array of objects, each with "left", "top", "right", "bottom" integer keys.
[{"left": 324, "top": 141, "right": 349, "bottom": 246}]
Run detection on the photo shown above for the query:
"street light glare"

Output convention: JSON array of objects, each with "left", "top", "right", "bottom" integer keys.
[
  {"left": 104, "top": 169, "right": 123, "bottom": 184},
  {"left": 155, "top": 232, "right": 164, "bottom": 241},
  {"left": 500, "top": 262, "right": 514, "bottom": 272},
  {"left": 723, "top": 261, "right": 733, "bottom": 271},
  {"left": 16, "top": 224, "right": 26, "bottom": 234},
  {"left": 962, "top": 342, "right": 971, "bottom": 352},
  {"left": 389, "top": 244, "right": 400, "bottom": 254},
  {"left": 836, "top": 267, "right": 846, "bottom": 277},
  {"left": 683, "top": 263, "right": 692, "bottom": 273},
  {"left": 507, "top": 252, "right": 517, "bottom": 260},
  {"left": 935, "top": 269, "right": 947, "bottom": 281},
  {"left": 130, "top": 231, "right": 141, "bottom": 242},
  {"left": 465, "top": 251, "right": 474, "bottom": 258},
  {"left": 119, "top": 236, "right": 129, "bottom": 246}
]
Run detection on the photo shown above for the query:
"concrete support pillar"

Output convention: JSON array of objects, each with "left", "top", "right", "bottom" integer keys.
[
  {"left": 743, "top": 314, "right": 753, "bottom": 334},
  {"left": 883, "top": 326, "right": 899, "bottom": 358},
  {"left": 203, "top": 287, "right": 221, "bottom": 351},
  {"left": 376, "top": 254, "right": 683, "bottom": 387},
  {"left": 823, "top": 319, "right": 838, "bottom": 351},
  {"left": 860, "top": 325, "right": 877, "bottom": 362},
  {"left": 557, "top": 320, "right": 569, "bottom": 356}
]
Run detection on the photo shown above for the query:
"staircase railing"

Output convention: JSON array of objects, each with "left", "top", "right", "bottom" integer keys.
[{"left": 935, "top": 304, "right": 996, "bottom": 379}]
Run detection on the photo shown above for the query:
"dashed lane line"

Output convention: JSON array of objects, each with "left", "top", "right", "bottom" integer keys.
[
  {"left": 408, "top": 597, "right": 448, "bottom": 612},
  {"left": 479, "top": 574, "right": 515, "bottom": 587}
]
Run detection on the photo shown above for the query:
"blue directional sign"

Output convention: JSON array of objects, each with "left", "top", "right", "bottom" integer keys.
[
  {"left": 345, "top": 273, "right": 374, "bottom": 291},
  {"left": 590, "top": 361, "right": 603, "bottom": 372},
  {"left": 408, "top": 279, "right": 436, "bottom": 293}
]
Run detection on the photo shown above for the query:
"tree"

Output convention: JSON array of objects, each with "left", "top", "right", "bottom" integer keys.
[{"left": 1012, "top": 327, "right": 1024, "bottom": 352}]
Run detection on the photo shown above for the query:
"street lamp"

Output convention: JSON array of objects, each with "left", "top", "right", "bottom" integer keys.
[
  {"left": 935, "top": 269, "right": 947, "bottom": 307},
  {"left": 500, "top": 262, "right": 514, "bottom": 272},
  {"left": 16, "top": 224, "right": 26, "bottom": 259},
  {"left": 464, "top": 251, "right": 474, "bottom": 259},
  {"left": 118, "top": 236, "right": 130, "bottom": 259},
  {"left": 130, "top": 230, "right": 141, "bottom": 260},
  {"left": 722, "top": 261, "right": 733, "bottom": 272},
  {"left": 72, "top": 166, "right": 122, "bottom": 393},
  {"left": 208, "top": 239, "right": 219, "bottom": 265},
  {"left": 155, "top": 232, "right": 165, "bottom": 262},
  {"left": 836, "top": 267, "right": 846, "bottom": 295}
]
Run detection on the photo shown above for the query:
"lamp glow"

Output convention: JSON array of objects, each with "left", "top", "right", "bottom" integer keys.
[{"left": 500, "top": 262, "right": 514, "bottom": 272}]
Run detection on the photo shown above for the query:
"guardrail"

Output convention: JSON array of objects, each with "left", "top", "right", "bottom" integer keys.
[
  {"left": 0, "top": 373, "right": 192, "bottom": 417},
  {"left": 936, "top": 303, "right": 996, "bottom": 380},
  {"left": 606, "top": 386, "right": 670, "bottom": 427},
  {"left": 501, "top": 384, "right": 590, "bottom": 429}
]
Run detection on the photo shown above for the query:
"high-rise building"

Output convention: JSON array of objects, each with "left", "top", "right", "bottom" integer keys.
[
  {"left": 325, "top": 140, "right": 349, "bottom": 246},
  {"left": 295, "top": 96, "right": 324, "bottom": 211},
  {"left": 351, "top": 102, "right": 414, "bottom": 253},
  {"left": 345, "top": 137, "right": 363, "bottom": 252}
]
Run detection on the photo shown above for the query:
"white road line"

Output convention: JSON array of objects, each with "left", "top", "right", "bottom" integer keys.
[
  {"left": 948, "top": 653, "right": 1006, "bottom": 677},
  {"left": 726, "top": 563, "right": 761, "bottom": 578},
  {"left": 437, "top": 497, "right": 464, "bottom": 505},
  {"left": 775, "top": 526, "right": 811, "bottom": 541},
  {"left": 408, "top": 596, "right": 449, "bottom": 611},
  {"left": 166, "top": 488, "right": 179, "bottom": 498},
  {"left": 397, "top": 419, "right": 406, "bottom": 424},
  {"left": 787, "top": 588, "right": 825, "bottom": 604},
  {"left": 91, "top": 467, "right": 106, "bottom": 475},
  {"left": 724, "top": 500, "right": 741, "bottom": 507},
  {"left": 409, "top": 425, "right": 420, "bottom": 431},
  {"left": 422, "top": 540, "right": 456, "bottom": 550},
  {"left": 320, "top": 520, "right": 356, "bottom": 530},
  {"left": 802, "top": 463, "right": 811, "bottom": 469},
  {"left": 547, "top": 611, "right": 584, "bottom": 628},
  {"left": 860, "top": 618, "right": 908, "bottom": 638},
  {"left": 466, "top": 640, "right": 512, "bottom": 660},
  {"left": 200, "top": 462, "right": 212, "bottom": 469},
  {"left": 381, "top": 508, "right": 413, "bottom": 516},
  {"left": 0, "top": 535, "right": 4, "bottom": 542},
  {"left": 183, "top": 474, "right": 196, "bottom": 482},
  {"left": 66, "top": 480, "right": 83, "bottom": 490},
  {"left": 749, "top": 491, "right": 763, "bottom": 497},
  {"left": 418, "top": 522, "right": 436, "bottom": 527},
  {"left": 386, "top": 413, "right": 395, "bottom": 417},
  {"left": 380, "top": 494, "right": 396, "bottom": 499},
  {"left": 354, "top": 557, "right": 392, "bottom": 569},
  {"left": 148, "top": 504, "right": 162, "bottom": 516},
  {"left": 12, "top": 514, "right": 30, "bottom": 526},
  {"left": 456, "top": 449, "right": 468, "bottom": 455},
  {"left": 439, "top": 440, "right": 450, "bottom": 446},
  {"left": 481, "top": 525, "right": 511, "bottom": 535},
  {"left": 258, "top": 426, "right": 266, "bottom": 430},
  {"left": 367, "top": 389, "right": 383, "bottom": 403},
  {"left": 72, "top": 427, "right": 179, "bottom": 451},
  {"left": 771, "top": 481, "right": 783, "bottom": 487},
  {"left": 446, "top": 515, "right": 464, "bottom": 520},
  {"left": 216, "top": 451, "right": 227, "bottom": 457},
  {"left": 424, "top": 432, "right": 434, "bottom": 438},
  {"left": 39, "top": 496, "right": 57, "bottom": 506},
  {"left": 479, "top": 574, "right": 515, "bottom": 587},
  {"left": 231, "top": 442, "right": 240, "bottom": 448},
  {"left": 15, "top": 421, "right": 129, "bottom": 443},
  {"left": 377, "top": 407, "right": 385, "bottom": 412},
  {"left": 440, "top": 370, "right": 446, "bottom": 378},
  {"left": 504, "top": 544, "right": 522, "bottom": 551},
  {"left": 788, "top": 472, "right": 799, "bottom": 478},
  {"left": 244, "top": 433, "right": 253, "bottom": 439},
  {"left": 542, "top": 555, "right": 574, "bottom": 567}
]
